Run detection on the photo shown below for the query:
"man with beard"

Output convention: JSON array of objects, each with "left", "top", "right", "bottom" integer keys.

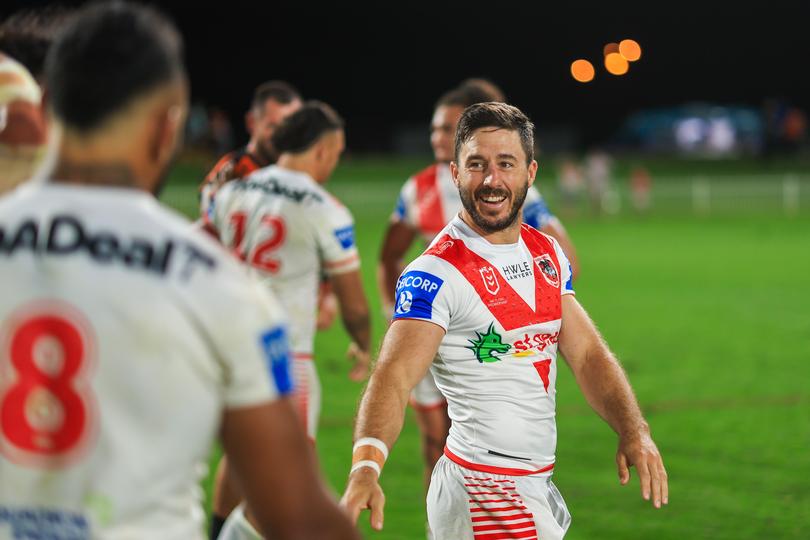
[
  {"left": 378, "top": 81, "right": 579, "bottom": 533},
  {"left": 0, "top": 4, "right": 360, "bottom": 539},
  {"left": 199, "top": 81, "right": 302, "bottom": 227},
  {"left": 343, "top": 103, "right": 667, "bottom": 539}
]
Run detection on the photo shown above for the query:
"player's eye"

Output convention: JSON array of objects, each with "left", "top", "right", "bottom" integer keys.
[{"left": 499, "top": 161, "right": 515, "bottom": 169}]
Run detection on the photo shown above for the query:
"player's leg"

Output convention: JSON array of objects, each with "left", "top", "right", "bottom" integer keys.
[
  {"left": 292, "top": 354, "right": 320, "bottom": 441},
  {"left": 411, "top": 370, "right": 450, "bottom": 488},
  {"left": 211, "top": 455, "right": 243, "bottom": 540}
]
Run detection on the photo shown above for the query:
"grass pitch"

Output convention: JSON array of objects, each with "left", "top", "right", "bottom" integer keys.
[{"left": 161, "top": 155, "right": 810, "bottom": 539}]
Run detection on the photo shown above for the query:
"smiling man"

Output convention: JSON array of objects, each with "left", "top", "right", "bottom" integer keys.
[{"left": 343, "top": 102, "right": 667, "bottom": 539}]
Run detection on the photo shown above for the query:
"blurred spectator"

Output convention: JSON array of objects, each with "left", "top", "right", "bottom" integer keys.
[
  {"left": 557, "top": 158, "right": 584, "bottom": 217},
  {"left": 585, "top": 149, "right": 617, "bottom": 215},
  {"left": 630, "top": 166, "right": 652, "bottom": 213},
  {"left": 209, "top": 107, "right": 234, "bottom": 155}
]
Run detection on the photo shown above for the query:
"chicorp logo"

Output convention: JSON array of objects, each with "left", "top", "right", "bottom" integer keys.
[{"left": 392, "top": 270, "right": 444, "bottom": 320}]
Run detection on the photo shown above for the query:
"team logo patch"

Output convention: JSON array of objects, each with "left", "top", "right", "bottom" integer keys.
[
  {"left": 259, "top": 326, "right": 293, "bottom": 394},
  {"left": 392, "top": 270, "right": 444, "bottom": 320},
  {"left": 533, "top": 254, "right": 560, "bottom": 288},
  {"left": 467, "top": 323, "right": 511, "bottom": 363},
  {"left": 333, "top": 225, "right": 355, "bottom": 249},
  {"left": 479, "top": 266, "right": 500, "bottom": 295}
]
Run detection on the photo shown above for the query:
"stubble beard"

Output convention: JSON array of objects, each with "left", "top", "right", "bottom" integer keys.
[{"left": 459, "top": 180, "right": 529, "bottom": 234}]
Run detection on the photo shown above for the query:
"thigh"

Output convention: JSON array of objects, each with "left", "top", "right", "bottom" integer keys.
[{"left": 426, "top": 456, "right": 475, "bottom": 540}]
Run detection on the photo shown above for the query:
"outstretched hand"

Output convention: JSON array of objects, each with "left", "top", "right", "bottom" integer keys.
[
  {"left": 340, "top": 468, "right": 385, "bottom": 531},
  {"left": 616, "top": 429, "right": 668, "bottom": 508}
]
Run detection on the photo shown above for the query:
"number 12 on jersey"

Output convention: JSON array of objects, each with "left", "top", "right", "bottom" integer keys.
[{"left": 228, "top": 212, "right": 286, "bottom": 273}]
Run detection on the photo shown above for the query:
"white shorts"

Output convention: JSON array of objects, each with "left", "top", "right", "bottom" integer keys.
[
  {"left": 427, "top": 455, "right": 571, "bottom": 540},
  {"left": 410, "top": 368, "right": 446, "bottom": 409},
  {"left": 292, "top": 354, "right": 320, "bottom": 440},
  {"left": 218, "top": 504, "right": 259, "bottom": 540}
]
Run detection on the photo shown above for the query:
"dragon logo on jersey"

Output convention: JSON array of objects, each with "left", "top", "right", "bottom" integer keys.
[
  {"left": 467, "top": 323, "right": 511, "bottom": 363},
  {"left": 479, "top": 266, "right": 500, "bottom": 295},
  {"left": 533, "top": 254, "right": 559, "bottom": 288}
]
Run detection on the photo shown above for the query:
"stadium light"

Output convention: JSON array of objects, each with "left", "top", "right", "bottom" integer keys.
[
  {"left": 603, "top": 42, "right": 619, "bottom": 56},
  {"left": 571, "top": 59, "right": 595, "bottom": 83},
  {"left": 619, "top": 39, "right": 642, "bottom": 61},
  {"left": 604, "top": 52, "right": 629, "bottom": 75}
]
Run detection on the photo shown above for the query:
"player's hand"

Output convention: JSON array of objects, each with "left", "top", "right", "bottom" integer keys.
[
  {"left": 340, "top": 467, "right": 385, "bottom": 530},
  {"left": 316, "top": 291, "right": 338, "bottom": 330},
  {"left": 616, "top": 428, "right": 668, "bottom": 508},
  {"left": 346, "top": 342, "right": 370, "bottom": 382}
]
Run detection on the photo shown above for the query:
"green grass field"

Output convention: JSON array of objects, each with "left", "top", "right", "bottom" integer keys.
[{"left": 161, "top": 155, "right": 810, "bottom": 539}]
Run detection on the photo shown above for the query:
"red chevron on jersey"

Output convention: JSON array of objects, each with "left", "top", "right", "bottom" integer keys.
[
  {"left": 426, "top": 224, "right": 562, "bottom": 331},
  {"left": 414, "top": 164, "right": 446, "bottom": 237}
]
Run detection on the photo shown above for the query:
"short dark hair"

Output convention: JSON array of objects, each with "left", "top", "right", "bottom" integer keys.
[
  {"left": 0, "top": 7, "right": 73, "bottom": 79},
  {"left": 251, "top": 80, "right": 301, "bottom": 111},
  {"left": 271, "top": 100, "right": 344, "bottom": 155},
  {"left": 435, "top": 79, "right": 506, "bottom": 111},
  {"left": 454, "top": 102, "right": 535, "bottom": 164},
  {"left": 45, "top": 1, "right": 184, "bottom": 132}
]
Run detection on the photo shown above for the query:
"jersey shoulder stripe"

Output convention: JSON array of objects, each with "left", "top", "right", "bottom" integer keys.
[
  {"left": 413, "top": 163, "right": 446, "bottom": 236},
  {"left": 425, "top": 229, "right": 562, "bottom": 330}
]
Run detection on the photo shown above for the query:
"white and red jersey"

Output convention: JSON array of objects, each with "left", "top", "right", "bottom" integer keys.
[
  {"left": 0, "top": 183, "right": 292, "bottom": 539},
  {"left": 392, "top": 163, "right": 557, "bottom": 243},
  {"left": 392, "top": 216, "right": 575, "bottom": 476},
  {"left": 210, "top": 165, "right": 360, "bottom": 357}
]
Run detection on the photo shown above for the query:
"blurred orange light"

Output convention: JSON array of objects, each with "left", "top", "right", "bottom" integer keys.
[
  {"left": 604, "top": 52, "right": 629, "bottom": 75},
  {"left": 619, "top": 39, "right": 642, "bottom": 61},
  {"left": 603, "top": 42, "right": 619, "bottom": 56},
  {"left": 570, "top": 59, "right": 595, "bottom": 83}
]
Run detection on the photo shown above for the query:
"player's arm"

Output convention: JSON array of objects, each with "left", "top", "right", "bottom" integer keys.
[
  {"left": 221, "top": 400, "right": 361, "bottom": 539},
  {"left": 378, "top": 220, "right": 418, "bottom": 315},
  {"left": 340, "top": 318, "right": 445, "bottom": 530},
  {"left": 540, "top": 219, "right": 579, "bottom": 281},
  {"left": 330, "top": 268, "right": 372, "bottom": 381},
  {"left": 557, "top": 294, "right": 668, "bottom": 508}
]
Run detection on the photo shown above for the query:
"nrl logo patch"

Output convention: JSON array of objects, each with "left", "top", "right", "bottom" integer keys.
[
  {"left": 479, "top": 266, "right": 500, "bottom": 295},
  {"left": 533, "top": 254, "right": 560, "bottom": 288},
  {"left": 433, "top": 240, "right": 454, "bottom": 255},
  {"left": 466, "top": 323, "right": 511, "bottom": 363}
]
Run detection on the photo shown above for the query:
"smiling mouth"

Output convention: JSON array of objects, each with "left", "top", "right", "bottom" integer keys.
[{"left": 477, "top": 190, "right": 509, "bottom": 211}]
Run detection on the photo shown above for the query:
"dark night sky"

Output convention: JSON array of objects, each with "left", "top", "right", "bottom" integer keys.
[{"left": 4, "top": 1, "right": 810, "bottom": 150}]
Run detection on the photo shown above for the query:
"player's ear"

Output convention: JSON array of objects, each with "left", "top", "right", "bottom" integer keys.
[
  {"left": 450, "top": 161, "right": 460, "bottom": 187},
  {"left": 149, "top": 102, "right": 184, "bottom": 168},
  {"left": 528, "top": 160, "right": 538, "bottom": 187}
]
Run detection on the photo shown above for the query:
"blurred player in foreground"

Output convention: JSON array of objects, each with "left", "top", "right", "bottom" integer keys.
[
  {"left": 378, "top": 80, "right": 579, "bottom": 529},
  {"left": 209, "top": 101, "right": 372, "bottom": 540},
  {"left": 0, "top": 8, "right": 70, "bottom": 193},
  {"left": 344, "top": 103, "right": 666, "bottom": 539},
  {"left": 0, "top": 3, "right": 359, "bottom": 539}
]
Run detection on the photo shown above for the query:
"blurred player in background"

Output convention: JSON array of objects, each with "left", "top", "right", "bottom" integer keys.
[
  {"left": 344, "top": 102, "right": 666, "bottom": 539},
  {"left": 0, "top": 3, "right": 360, "bottom": 539},
  {"left": 378, "top": 79, "right": 579, "bottom": 530},
  {"left": 198, "top": 81, "right": 338, "bottom": 334},
  {"left": 199, "top": 80, "right": 302, "bottom": 225},
  {"left": 0, "top": 7, "right": 70, "bottom": 193},
  {"left": 208, "top": 101, "right": 372, "bottom": 540}
]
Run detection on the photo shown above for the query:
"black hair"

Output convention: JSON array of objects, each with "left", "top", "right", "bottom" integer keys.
[
  {"left": 271, "top": 100, "right": 344, "bottom": 154},
  {"left": 251, "top": 80, "right": 301, "bottom": 111},
  {"left": 455, "top": 102, "right": 535, "bottom": 164},
  {"left": 45, "top": 1, "right": 184, "bottom": 132},
  {"left": 0, "top": 6, "right": 73, "bottom": 79}
]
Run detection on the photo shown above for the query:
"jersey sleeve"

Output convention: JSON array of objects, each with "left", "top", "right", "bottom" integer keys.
[
  {"left": 390, "top": 177, "right": 418, "bottom": 227},
  {"left": 550, "top": 236, "right": 575, "bottom": 296},
  {"left": 522, "top": 187, "right": 557, "bottom": 230},
  {"left": 391, "top": 255, "right": 455, "bottom": 331},
  {"left": 314, "top": 197, "right": 361, "bottom": 276}
]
